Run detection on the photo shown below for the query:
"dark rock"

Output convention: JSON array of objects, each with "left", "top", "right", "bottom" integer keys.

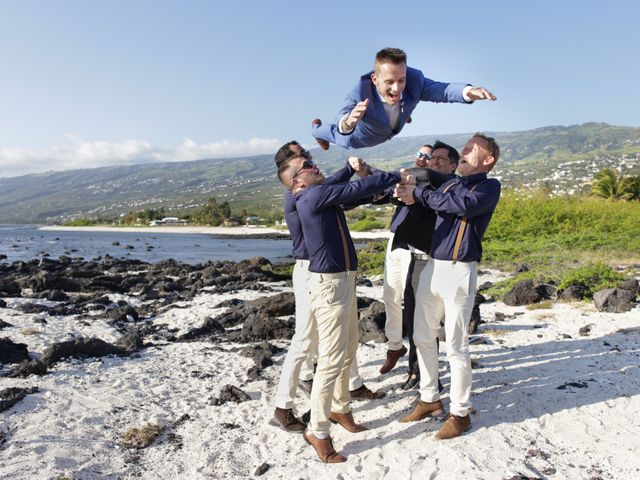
[
  {"left": 246, "top": 366, "right": 261, "bottom": 381},
  {"left": 503, "top": 279, "right": 552, "bottom": 306},
  {"left": 494, "top": 312, "right": 506, "bottom": 322},
  {"left": 357, "top": 277, "right": 373, "bottom": 287},
  {"left": 0, "top": 254, "right": 7, "bottom": 261},
  {"left": 114, "top": 331, "right": 145, "bottom": 353},
  {"left": 213, "top": 298, "right": 244, "bottom": 309},
  {"left": 515, "top": 264, "right": 530, "bottom": 274},
  {"left": 0, "top": 338, "right": 30, "bottom": 364},
  {"left": 559, "top": 285, "right": 587, "bottom": 301},
  {"left": 468, "top": 293, "right": 486, "bottom": 335},
  {"left": 0, "top": 299, "right": 7, "bottom": 308},
  {"left": 241, "top": 313, "right": 294, "bottom": 342},
  {"left": 557, "top": 381, "right": 588, "bottom": 390},
  {"left": 112, "top": 241, "right": 120, "bottom": 246},
  {"left": 358, "top": 300, "right": 386, "bottom": 343},
  {"left": 478, "top": 281, "right": 494, "bottom": 291},
  {"left": 46, "top": 290, "right": 70, "bottom": 302},
  {"left": 578, "top": 325, "right": 592, "bottom": 336},
  {"left": 138, "top": 286, "right": 160, "bottom": 301},
  {"left": 593, "top": 288, "right": 635, "bottom": 313},
  {"left": 239, "top": 342, "right": 280, "bottom": 369},
  {"left": 0, "top": 279, "right": 21, "bottom": 296},
  {"left": 33, "top": 317, "right": 48, "bottom": 325},
  {"left": 617, "top": 278, "right": 639, "bottom": 297},
  {"left": 42, "top": 337, "right": 129, "bottom": 366},
  {"left": 5, "top": 359, "right": 48, "bottom": 378},
  {"left": 0, "top": 318, "right": 12, "bottom": 329},
  {"left": 0, "top": 386, "right": 39, "bottom": 412},
  {"left": 254, "top": 463, "right": 270, "bottom": 476},
  {"left": 211, "top": 385, "right": 251, "bottom": 406},
  {"left": 104, "top": 304, "right": 140, "bottom": 324},
  {"left": 15, "top": 303, "right": 52, "bottom": 315},
  {"left": 177, "top": 317, "right": 225, "bottom": 342}
]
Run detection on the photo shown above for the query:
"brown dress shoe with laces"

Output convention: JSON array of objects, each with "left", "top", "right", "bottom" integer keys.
[
  {"left": 349, "top": 384, "right": 385, "bottom": 400},
  {"left": 311, "top": 119, "right": 330, "bottom": 151},
  {"left": 329, "top": 411, "right": 368, "bottom": 433},
  {"left": 274, "top": 407, "right": 306, "bottom": 433},
  {"left": 399, "top": 399, "right": 444, "bottom": 423},
  {"left": 379, "top": 345, "right": 408, "bottom": 374},
  {"left": 435, "top": 414, "right": 471, "bottom": 439},
  {"left": 303, "top": 430, "right": 347, "bottom": 463}
]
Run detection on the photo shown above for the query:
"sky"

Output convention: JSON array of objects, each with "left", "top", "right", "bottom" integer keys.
[{"left": 0, "top": 0, "right": 638, "bottom": 178}]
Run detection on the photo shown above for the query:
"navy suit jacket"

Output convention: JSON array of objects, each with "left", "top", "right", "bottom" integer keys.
[{"left": 313, "top": 67, "right": 469, "bottom": 149}]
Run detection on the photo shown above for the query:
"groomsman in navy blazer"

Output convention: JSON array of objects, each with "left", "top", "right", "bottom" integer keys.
[{"left": 311, "top": 47, "right": 496, "bottom": 150}]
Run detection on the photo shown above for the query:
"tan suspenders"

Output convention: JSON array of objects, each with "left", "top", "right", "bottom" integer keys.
[
  {"left": 336, "top": 211, "right": 351, "bottom": 271},
  {"left": 441, "top": 181, "right": 480, "bottom": 262}
]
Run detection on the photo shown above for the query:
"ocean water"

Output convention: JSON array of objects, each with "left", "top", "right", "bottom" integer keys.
[{"left": 0, "top": 225, "right": 295, "bottom": 265}]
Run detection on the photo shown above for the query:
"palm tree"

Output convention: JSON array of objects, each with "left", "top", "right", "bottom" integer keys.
[
  {"left": 620, "top": 175, "right": 640, "bottom": 201},
  {"left": 592, "top": 169, "right": 640, "bottom": 201},
  {"left": 591, "top": 168, "right": 623, "bottom": 200}
]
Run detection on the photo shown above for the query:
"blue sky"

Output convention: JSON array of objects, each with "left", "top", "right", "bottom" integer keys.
[{"left": 0, "top": 0, "right": 638, "bottom": 177}]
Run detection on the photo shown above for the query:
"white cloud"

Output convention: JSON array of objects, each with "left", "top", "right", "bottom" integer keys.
[{"left": 0, "top": 136, "right": 283, "bottom": 178}]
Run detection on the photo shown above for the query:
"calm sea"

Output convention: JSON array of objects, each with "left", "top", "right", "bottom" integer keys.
[{"left": 0, "top": 225, "right": 295, "bottom": 265}]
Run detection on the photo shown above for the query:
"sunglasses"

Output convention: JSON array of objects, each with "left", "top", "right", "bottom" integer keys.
[
  {"left": 286, "top": 147, "right": 312, "bottom": 161},
  {"left": 415, "top": 152, "right": 432, "bottom": 160},
  {"left": 292, "top": 159, "right": 316, "bottom": 179}
]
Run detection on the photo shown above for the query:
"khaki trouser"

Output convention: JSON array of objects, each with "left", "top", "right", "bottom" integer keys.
[
  {"left": 414, "top": 259, "right": 477, "bottom": 417},
  {"left": 275, "top": 261, "right": 363, "bottom": 409},
  {"left": 307, "top": 271, "right": 358, "bottom": 435},
  {"left": 382, "top": 236, "right": 412, "bottom": 350}
]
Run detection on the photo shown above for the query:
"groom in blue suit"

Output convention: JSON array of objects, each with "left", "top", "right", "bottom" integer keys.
[{"left": 311, "top": 48, "right": 496, "bottom": 150}]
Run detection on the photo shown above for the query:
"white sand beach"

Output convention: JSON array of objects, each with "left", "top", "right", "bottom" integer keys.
[
  {"left": 1, "top": 271, "right": 639, "bottom": 479},
  {"left": 38, "top": 225, "right": 391, "bottom": 240}
]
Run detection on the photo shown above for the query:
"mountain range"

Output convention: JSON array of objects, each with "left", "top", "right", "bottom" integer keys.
[{"left": 1, "top": 122, "right": 638, "bottom": 223}]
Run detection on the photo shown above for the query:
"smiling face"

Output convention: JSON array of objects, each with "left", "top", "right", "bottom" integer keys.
[
  {"left": 414, "top": 146, "right": 433, "bottom": 168},
  {"left": 371, "top": 61, "right": 407, "bottom": 105},
  {"left": 429, "top": 147, "right": 458, "bottom": 174},
  {"left": 288, "top": 155, "right": 324, "bottom": 191},
  {"left": 457, "top": 136, "right": 496, "bottom": 177}
]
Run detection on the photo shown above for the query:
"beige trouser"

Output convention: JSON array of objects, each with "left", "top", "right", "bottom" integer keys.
[
  {"left": 414, "top": 259, "right": 477, "bottom": 417},
  {"left": 382, "top": 236, "right": 412, "bottom": 350},
  {"left": 307, "top": 271, "right": 358, "bottom": 436}
]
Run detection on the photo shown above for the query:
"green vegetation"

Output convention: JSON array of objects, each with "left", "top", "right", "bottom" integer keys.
[
  {"left": 356, "top": 240, "right": 387, "bottom": 277},
  {"left": 62, "top": 218, "right": 97, "bottom": 226},
  {"left": 557, "top": 262, "right": 625, "bottom": 297},
  {"left": 591, "top": 168, "right": 640, "bottom": 200}
]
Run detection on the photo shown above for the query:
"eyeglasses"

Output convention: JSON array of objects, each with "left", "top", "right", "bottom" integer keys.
[
  {"left": 292, "top": 159, "right": 316, "bottom": 179},
  {"left": 415, "top": 152, "right": 432, "bottom": 160}
]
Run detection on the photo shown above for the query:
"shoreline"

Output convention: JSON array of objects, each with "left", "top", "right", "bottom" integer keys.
[{"left": 38, "top": 224, "right": 391, "bottom": 240}]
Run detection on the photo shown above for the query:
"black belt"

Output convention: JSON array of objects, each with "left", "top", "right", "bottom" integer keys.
[{"left": 411, "top": 253, "right": 430, "bottom": 261}]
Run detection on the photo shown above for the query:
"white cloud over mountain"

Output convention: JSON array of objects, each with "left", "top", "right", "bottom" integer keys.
[{"left": 0, "top": 136, "right": 283, "bottom": 178}]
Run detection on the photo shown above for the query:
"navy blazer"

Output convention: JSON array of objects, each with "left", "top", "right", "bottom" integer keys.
[{"left": 313, "top": 67, "right": 469, "bottom": 149}]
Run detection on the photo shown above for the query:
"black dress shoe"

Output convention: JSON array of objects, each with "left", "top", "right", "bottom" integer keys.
[{"left": 401, "top": 372, "right": 420, "bottom": 390}]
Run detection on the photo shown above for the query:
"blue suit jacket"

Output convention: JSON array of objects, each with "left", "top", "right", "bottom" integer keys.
[{"left": 313, "top": 67, "right": 470, "bottom": 149}]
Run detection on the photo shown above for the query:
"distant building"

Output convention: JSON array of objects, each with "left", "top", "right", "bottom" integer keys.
[{"left": 149, "top": 217, "right": 187, "bottom": 226}]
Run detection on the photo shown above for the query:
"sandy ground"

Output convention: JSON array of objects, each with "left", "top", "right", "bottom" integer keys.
[
  {"left": 1, "top": 271, "right": 639, "bottom": 480},
  {"left": 38, "top": 225, "right": 391, "bottom": 240}
]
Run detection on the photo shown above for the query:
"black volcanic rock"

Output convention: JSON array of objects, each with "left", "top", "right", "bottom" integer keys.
[
  {"left": 5, "top": 359, "right": 48, "bottom": 378},
  {"left": 0, "top": 338, "right": 30, "bottom": 364},
  {"left": 42, "top": 337, "right": 129, "bottom": 366},
  {"left": 503, "top": 279, "right": 554, "bottom": 306},
  {"left": 358, "top": 300, "right": 386, "bottom": 343},
  {"left": 211, "top": 385, "right": 251, "bottom": 406},
  {"left": 593, "top": 288, "right": 635, "bottom": 313},
  {"left": 0, "top": 386, "right": 39, "bottom": 412}
]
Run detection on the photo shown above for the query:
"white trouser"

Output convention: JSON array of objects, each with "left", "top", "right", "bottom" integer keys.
[
  {"left": 414, "top": 259, "right": 477, "bottom": 417},
  {"left": 382, "top": 236, "right": 412, "bottom": 350},
  {"left": 307, "top": 271, "right": 358, "bottom": 436},
  {"left": 275, "top": 261, "right": 363, "bottom": 410}
]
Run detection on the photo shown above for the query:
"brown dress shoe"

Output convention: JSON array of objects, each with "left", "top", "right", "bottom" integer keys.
[
  {"left": 274, "top": 407, "right": 306, "bottom": 433},
  {"left": 435, "top": 414, "right": 471, "bottom": 439},
  {"left": 303, "top": 430, "right": 347, "bottom": 463},
  {"left": 379, "top": 345, "right": 408, "bottom": 374},
  {"left": 329, "top": 411, "right": 368, "bottom": 433},
  {"left": 311, "top": 119, "right": 330, "bottom": 151},
  {"left": 399, "top": 399, "right": 444, "bottom": 423},
  {"left": 349, "top": 384, "right": 385, "bottom": 400}
]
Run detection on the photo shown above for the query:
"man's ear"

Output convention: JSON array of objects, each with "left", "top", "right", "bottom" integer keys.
[
  {"left": 371, "top": 72, "right": 377, "bottom": 84},
  {"left": 482, "top": 155, "right": 495, "bottom": 169}
]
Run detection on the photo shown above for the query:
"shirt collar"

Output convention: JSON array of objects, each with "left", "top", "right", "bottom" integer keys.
[{"left": 460, "top": 172, "right": 488, "bottom": 185}]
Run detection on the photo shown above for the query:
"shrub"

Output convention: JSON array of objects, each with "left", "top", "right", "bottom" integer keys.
[{"left": 557, "top": 262, "right": 625, "bottom": 298}]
